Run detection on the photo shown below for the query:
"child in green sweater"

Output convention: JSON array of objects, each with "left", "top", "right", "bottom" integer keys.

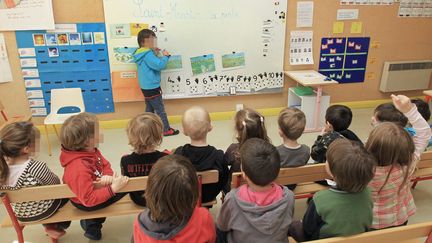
[{"left": 290, "top": 139, "right": 376, "bottom": 241}]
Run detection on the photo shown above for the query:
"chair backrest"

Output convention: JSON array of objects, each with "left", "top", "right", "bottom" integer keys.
[
  {"left": 49, "top": 88, "right": 85, "bottom": 115},
  {"left": 0, "top": 170, "right": 219, "bottom": 203},
  {"left": 308, "top": 221, "right": 432, "bottom": 243},
  {"left": 231, "top": 163, "right": 329, "bottom": 189}
]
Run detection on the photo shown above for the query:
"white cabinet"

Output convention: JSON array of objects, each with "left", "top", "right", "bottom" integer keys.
[{"left": 288, "top": 88, "right": 330, "bottom": 130}]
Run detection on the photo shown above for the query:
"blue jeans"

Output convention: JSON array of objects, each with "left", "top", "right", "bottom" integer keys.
[{"left": 144, "top": 95, "right": 170, "bottom": 132}]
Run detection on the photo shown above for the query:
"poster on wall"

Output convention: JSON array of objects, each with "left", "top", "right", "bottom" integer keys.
[
  {"left": 289, "top": 31, "right": 314, "bottom": 65},
  {"left": 15, "top": 23, "right": 115, "bottom": 117},
  {"left": 340, "top": 0, "right": 394, "bottom": 5},
  {"left": 318, "top": 37, "right": 370, "bottom": 83},
  {"left": 0, "top": 0, "right": 55, "bottom": 31},
  {"left": 398, "top": 0, "right": 432, "bottom": 17},
  {"left": 0, "top": 33, "right": 13, "bottom": 83}
]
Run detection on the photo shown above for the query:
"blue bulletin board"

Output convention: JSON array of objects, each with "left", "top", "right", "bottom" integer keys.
[
  {"left": 16, "top": 23, "right": 114, "bottom": 117},
  {"left": 318, "top": 37, "right": 370, "bottom": 84}
]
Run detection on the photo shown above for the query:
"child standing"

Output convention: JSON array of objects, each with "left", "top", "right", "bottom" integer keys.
[
  {"left": 121, "top": 113, "right": 169, "bottom": 206},
  {"left": 0, "top": 122, "right": 70, "bottom": 240},
  {"left": 60, "top": 113, "right": 129, "bottom": 240},
  {"left": 311, "top": 105, "right": 362, "bottom": 163},
  {"left": 133, "top": 155, "right": 216, "bottom": 242},
  {"left": 133, "top": 29, "right": 179, "bottom": 136},
  {"left": 290, "top": 139, "right": 375, "bottom": 241},
  {"left": 174, "top": 106, "right": 229, "bottom": 204},
  {"left": 217, "top": 138, "right": 294, "bottom": 243},
  {"left": 366, "top": 95, "right": 432, "bottom": 230}
]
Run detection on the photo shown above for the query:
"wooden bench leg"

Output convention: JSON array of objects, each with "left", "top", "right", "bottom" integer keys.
[
  {"left": 44, "top": 125, "right": 52, "bottom": 156},
  {"left": 1, "top": 193, "right": 25, "bottom": 243}
]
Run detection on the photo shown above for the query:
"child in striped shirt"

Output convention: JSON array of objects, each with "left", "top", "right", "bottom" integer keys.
[
  {"left": 366, "top": 95, "right": 431, "bottom": 229},
  {"left": 0, "top": 122, "right": 70, "bottom": 240}
]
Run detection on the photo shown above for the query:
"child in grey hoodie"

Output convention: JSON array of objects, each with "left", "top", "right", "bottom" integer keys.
[{"left": 217, "top": 138, "right": 295, "bottom": 243}]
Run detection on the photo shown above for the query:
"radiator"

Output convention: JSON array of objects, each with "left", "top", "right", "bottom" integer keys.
[{"left": 379, "top": 60, "right": 432, "bottom": 92}]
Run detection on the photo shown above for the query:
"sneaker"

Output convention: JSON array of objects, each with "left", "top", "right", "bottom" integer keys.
[
  {"left": 163, "top": 128, "right": 180, "bottom": 136},
  {"left": 44, "top": 225, "right": 66, "bottom": 240}
]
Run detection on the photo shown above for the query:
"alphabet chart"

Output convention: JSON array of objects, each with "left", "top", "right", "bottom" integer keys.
[{"left": 318, "top": 37, "right": 370, "bottom": 84}]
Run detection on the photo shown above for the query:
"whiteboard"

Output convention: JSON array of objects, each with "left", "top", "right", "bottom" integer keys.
[{"left": 103, "top": 0, "right": 288, "bottom": 100}]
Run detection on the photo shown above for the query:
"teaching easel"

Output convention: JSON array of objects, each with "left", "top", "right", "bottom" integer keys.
[{"left": 285, "top": 70, "right": 338, "bottom": 133}]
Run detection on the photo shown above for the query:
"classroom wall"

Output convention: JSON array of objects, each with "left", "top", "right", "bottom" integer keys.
[{"left": 0, "top": 0, "right": 431, "bottom": 124}]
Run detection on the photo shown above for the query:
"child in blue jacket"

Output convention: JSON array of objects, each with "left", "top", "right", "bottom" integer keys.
[{"left": 133, "top": 29, "right": 179, "bottom": 136}]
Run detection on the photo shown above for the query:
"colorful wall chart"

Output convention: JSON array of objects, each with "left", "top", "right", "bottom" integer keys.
[
  {"left": 318, "top": 37, "right": 370, "bottom": 84},
  {"left": 16, "top": 23, "right": 114, "bottom": 117}
]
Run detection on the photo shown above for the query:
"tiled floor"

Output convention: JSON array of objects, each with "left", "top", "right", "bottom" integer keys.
[{"left": 1, "top": 108, "right": 432, "bottom": 243}]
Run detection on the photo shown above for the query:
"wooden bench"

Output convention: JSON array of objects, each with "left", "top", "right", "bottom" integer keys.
[
  {"left": 1, "top": 170, "right": 218, "bottom": 243},
  {"left": 412, "top": 151, "right": 432, "bottom": 189},
  {"left": 303, "top": 221, "right": 432, "bottom": 243},
  {"left": 231, "top": 163, "right": 330, "bottom": 199}
]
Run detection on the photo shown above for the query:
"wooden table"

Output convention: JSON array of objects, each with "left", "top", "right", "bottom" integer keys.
[{"left": 285, "top": 70, "right": 338, "bottom": 132}]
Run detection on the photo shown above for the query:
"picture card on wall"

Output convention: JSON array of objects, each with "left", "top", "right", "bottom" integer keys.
[
  {"left": 26, "top": 90, "right": 44, "bottom": 99},
  {"left": 28, "top": 99, "right": 46, "bottom": 108},
  {"left": 131, "top": 23, "right": 149, "bottom": 36},
  {"left": 290, "top": 31, "right": 314, "bottom": 65},
  {"left": 30, "top": 107, "right": 47, "bottom": 116},
  {"left": 110, "top": 24, "right": 131, "bottom": 38},
  {"left": 45, "top": 34, "right": 57, "bottom": 46},
  {"left": 222, "top": 52, "right": 246, "bottom": 70},
  {"left": 81, "top": 32, "right": 93, "bottom": 44},
  {"left": 190, "top": 54, "right": 216, "bottom": 76},
  {"left": 18, "top": 48, "right": 36, "bottom": 57},
  {"left": 24, "top": 79, "right": 42, "bottom": 88},
  {"left": 22, "top": 69, "right": 39, "bottom": 78},
  {"left": 163, "top": 55, "right": 183, "bottom": 72},
  {"left": 94, "top": 32, "right": 106, "bottom": 44},
  {"left": 32, "top": 34, "right": 46, "bottom": 46},
  {"left": 20, "top": 58, "right": 37, "bottom": 68},
  {"left": 57, "top": 34, "right": 69, "bottom": 45},
  {"left": 69, "top": 33, "right": 81, "bottom": 45},
  {"left": 113, "top": 47, "right": 137, "bottom": 64}
]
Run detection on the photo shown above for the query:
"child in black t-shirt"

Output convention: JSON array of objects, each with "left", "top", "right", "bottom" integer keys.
[
  {"left": 174, "top": 106, "right": 228, "bottom": 204},
  {"left": 121, "top": 113, "right": 169, "bottom": 206}
]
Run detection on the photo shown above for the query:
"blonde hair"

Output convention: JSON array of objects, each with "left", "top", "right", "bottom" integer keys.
[
  {"left": 182, "top": 106, "right": 211, "bottom": 140},
  {"left": 60, "top": 112, "right": 98, "bottom": 151},
  {"left": 278, "top": 107, "right": 306, "bottom": 140},
  {"left": 0, "top": 122, "right": 39, "bottom": 184},
  {"left": 235, "top": 108, "right": 270, "bottom": 146},
  {"left": 127, "top": 113, "right": 163, "bottom": 154}
]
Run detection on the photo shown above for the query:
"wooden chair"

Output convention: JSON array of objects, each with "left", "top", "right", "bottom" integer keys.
[
  {"left": 1, "top": 170, "right": 218, "bottom": 243},
  {"left": 304, "top": 221, "right": 432, "bottom": 243},
  {"left": 411, "top": 151, "right": 432, "bottom": 189},
  {"left": 231, "top": 164, "right": 329, "bottom": 199}
]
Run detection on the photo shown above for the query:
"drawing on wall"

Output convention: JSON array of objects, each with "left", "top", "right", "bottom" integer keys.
[
  {"left": 113, "top": 47, "right": 137, "bottom": 64},
  {"left": 222, "top": 52, "right": 246, "bottom": 69},
  {"left": 190, "top": 54, "right": 216, "bottom": 76},
  {"left": 318, "top": 37, "right": 370, "bottom": 83},
  {"left": 164, "top": 55, "right": 183, "bottom": 71}
]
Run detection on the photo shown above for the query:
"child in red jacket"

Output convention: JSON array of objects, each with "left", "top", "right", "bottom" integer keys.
[
  {"left": 60, "top": 112, "right": 129, "bottom": 240},
  {"left": 132, "top": 155, "right": 216, "bottom": 243}
]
